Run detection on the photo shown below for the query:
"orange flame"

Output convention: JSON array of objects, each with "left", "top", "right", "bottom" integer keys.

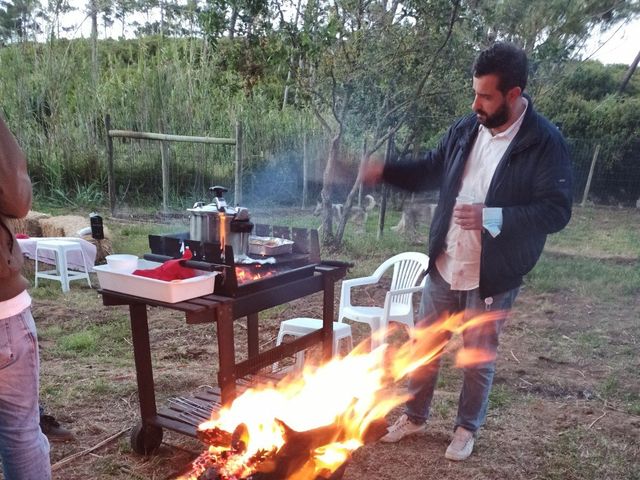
[
  {"left": 177, "top": 310, "right": 505, "bottom": 479},
  {"left": 235, "top": 265, "right": 276, "bottom": 284},
  {"left": 219, "top": 213, "right": 226, "bottom": 253}
]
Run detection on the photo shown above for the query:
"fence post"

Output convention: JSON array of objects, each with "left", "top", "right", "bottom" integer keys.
[
  {"left": 235, "top": 121, "right": 243, "bottom": 206},
  {"left": 302, "top": 132, "right": 308, "bottom": 210},
  {"left": 581, "top": 143, "right": 601, "bottom": 207},
  {"left": 105, "top": 114, "right": 116, "bottom": 215},
  {"left": 160, "top": 140, "right": 170, "bottom": 213}
]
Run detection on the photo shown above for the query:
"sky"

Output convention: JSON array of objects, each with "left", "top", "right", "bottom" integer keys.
[
  {"left": 582, "top": 17, "right": 640, "bottom": 65},
  {"left": 59, "top": 2, "right": 639, "bottom": 66}
]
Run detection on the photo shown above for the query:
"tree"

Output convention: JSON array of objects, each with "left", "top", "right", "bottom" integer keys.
[
  {"left": 0, "top": 0, "right": 43, "bottom": 43},
  {"left": 281, "top": 0, "right": 467, "bottom": 245},
  {"left": 113, "top": 0, "right": 136, "bottom": 37},
  {"left": 199, "top": 0, "right": 270, "bottom": 41},
  {"left": 44, "top": 0, "right": 74, "bottom": 40}
]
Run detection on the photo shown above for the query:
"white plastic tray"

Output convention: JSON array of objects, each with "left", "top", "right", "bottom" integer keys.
[{"left": 94, "top": 259, "right": 217, "bottom": 303}]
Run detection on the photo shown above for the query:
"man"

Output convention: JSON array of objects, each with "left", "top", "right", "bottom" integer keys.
[
  {"left": 362, "top": 42, "right": 572, "bottom": 460},
  {"left": 0, "top": 115, "right": 52, "bottom": 479}
]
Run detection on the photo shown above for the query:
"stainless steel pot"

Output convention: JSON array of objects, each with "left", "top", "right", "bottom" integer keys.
[
  {"left": 187, "top": 186, "right": 253, "bottom": 259},
  {"left": 188, "top": 205, "right": 233, "bottom": 244}
]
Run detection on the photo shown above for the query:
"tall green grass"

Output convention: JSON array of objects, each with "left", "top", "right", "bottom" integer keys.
[{"left": 1, "top": 37, "right": 334, "bottom": 210}]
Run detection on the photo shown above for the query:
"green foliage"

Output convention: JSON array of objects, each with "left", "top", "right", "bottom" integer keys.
[{"left": 0, "top": 2, "right": 638, "bottom": 212}]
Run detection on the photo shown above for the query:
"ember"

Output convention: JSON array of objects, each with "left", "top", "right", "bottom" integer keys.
[
  {"left": 177, "top": 310, "right": 505, "bottom": 480},
  {"left": 235, "top": 265, "right": 276, "bottom": 284}
]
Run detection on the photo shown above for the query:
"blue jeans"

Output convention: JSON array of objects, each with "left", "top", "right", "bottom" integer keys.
[
  {"left": 0, "top": 308, "right": 51, "bottom": 480},
  {"left": 405, "top": 268, "right": 519, "bottom": 433}
]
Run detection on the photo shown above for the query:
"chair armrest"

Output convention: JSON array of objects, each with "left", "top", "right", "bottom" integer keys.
[
  {"left": 339, "top": 275, "right": 380, "bottom": 317},
  {"left": 381, "top": 285, "right": 424, "bottom": 325},
  {"left": 341, "top": 275, "right": 379, "bottom": 289},
  {"left": 385, "top": 285, "right": 424, "bottom": 299}
]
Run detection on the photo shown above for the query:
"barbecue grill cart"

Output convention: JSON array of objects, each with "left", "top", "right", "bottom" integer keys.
[{"left": 98, "top": 225, "right": 349, "bottom": 455}]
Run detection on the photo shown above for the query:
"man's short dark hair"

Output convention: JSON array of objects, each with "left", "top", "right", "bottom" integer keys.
[{"left": 473, "top": 42, "right": 528, "bottom": 93}]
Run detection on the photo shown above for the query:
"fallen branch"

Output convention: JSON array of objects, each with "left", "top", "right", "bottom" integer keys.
[
  {"left": 51, "top": 427, "right": 129, "bottom": 471},
  {"left": 510, "top": 350, "right": 520, "bottom": 363},
  {"left": 588, "top": 411, "right": 607, "bottom": 429}
]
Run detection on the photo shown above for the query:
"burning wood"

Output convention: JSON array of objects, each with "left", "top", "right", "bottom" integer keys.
[
  {"left": 235, "top": 265, "right": 277, "bottom": 284},
  {"left": 177, "top": 310, "right": 505, "bottom": 480}
]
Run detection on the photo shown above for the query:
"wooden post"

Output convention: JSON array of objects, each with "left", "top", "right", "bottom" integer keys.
[
  {"left": 302, "top": 132, "right": 308, "bottom": 210},
  {"left": 160, "top": 140, "right": 170, "bottom": 214},
  {"left": 105, "top": 114, "right": 116, "bottom": 215},
  {"left": 377, "top": 132, "right": 393, "bottom": 240},
  {"left": 235, "top": 121, "right": 243, "bottom": 206},
  {"left": 581, "top": 143, "right": 601, "bottom": 207}
]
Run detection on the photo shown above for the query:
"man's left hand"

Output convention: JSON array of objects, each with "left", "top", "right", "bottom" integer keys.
[{"left": 453, "top": 203, "right": 484, "bottom": 230}]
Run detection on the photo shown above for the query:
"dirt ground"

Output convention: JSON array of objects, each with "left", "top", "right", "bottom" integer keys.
[{"left": 14, "top": 210, "right": 640, "bottom": 480}]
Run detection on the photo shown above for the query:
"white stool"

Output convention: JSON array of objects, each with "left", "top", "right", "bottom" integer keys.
[
  {"left": 35, "top": 240, "right": 92, "bottom": 293},
  {"left": 275, "top": 317, "right": 353, "bottom": 372}
]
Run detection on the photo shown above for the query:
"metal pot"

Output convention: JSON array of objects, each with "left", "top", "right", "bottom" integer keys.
[
  {"left": 188, "top": 205, "right": 233, "bottom": 244},
  {"left": 187, "top": 186, "right": 253, "bottom": 259}
]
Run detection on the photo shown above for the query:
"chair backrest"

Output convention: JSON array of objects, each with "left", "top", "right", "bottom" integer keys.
[{"left": 372, "top": 251, "right": 430, "bottom": 293}]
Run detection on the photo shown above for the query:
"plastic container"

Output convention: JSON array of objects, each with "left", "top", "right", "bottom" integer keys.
[
  {"left": 105, "top": 254, "right": 139, "bottom": 273},
  {"left": 94, "top": 259, "right": 217, "bottom": 303}
]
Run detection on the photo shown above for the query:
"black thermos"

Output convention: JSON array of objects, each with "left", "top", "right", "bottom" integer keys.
[{"left": 89, "top": 213, "right": 104, "bottom": 240}]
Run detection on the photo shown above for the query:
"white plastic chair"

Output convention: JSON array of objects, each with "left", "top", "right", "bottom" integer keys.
[
  {"left": 338, "top": 252, "right": 429, "bottom": 348},
  {"left": 275, "top": 317, "right": 353, "bottom": 372}
]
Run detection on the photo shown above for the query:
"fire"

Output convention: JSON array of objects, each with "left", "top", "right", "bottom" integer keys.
[
  {"left": 235, "top": 265, "right": 275, "bottom": 284},
  {"left": 177, "top": 310, "right": 505, "bottom": 480},
  {"left": 219, "top": 213, "right": 226, "bottom": 252}
]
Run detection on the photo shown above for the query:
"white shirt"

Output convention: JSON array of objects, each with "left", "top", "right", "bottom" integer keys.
[{"left": 436, "top": 99, "right": 528, "bottom": 290}]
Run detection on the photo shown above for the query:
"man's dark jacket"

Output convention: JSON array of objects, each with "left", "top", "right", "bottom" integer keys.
[{"left": 382, "top": 97, "right": 573, "bottom": 299}]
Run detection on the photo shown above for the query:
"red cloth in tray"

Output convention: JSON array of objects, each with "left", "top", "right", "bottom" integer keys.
[{"left": 133, "top": 249, "right": 197, "bottom": 281}]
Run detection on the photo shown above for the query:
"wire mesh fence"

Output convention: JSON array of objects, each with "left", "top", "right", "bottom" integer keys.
[
  {"left": 107, "top": 128, "right": 640, "bottom": 234},
  {"left": 569, "top": 137, "right": 640, "bottom": 206}
]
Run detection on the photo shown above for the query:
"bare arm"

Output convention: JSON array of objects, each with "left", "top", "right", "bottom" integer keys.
[{"left": 0, "top": 116, "right": 31, "bottom": 218}]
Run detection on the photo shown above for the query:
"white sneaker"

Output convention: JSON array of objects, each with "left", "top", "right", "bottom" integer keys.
[
  {"left": 379, "top": 414, "right": 426, "bottom": 443},
  {"left": 445, "top": 426, "right": 475, "bottom": 461}
]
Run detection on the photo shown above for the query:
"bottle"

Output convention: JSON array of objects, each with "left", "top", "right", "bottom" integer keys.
[{"left": 89, "top": 213, "right": 104, "bottom": 240}]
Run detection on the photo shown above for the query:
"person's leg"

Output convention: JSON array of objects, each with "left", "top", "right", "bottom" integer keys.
[
  {"left": 405, "top": 269, "right": 461, "bottom": 423},
  {"left": 454, "top": 286, "right": 520, "bottom": 433},
  {"left": 0, "top": 308, "right": 51, "bottom": 480}
]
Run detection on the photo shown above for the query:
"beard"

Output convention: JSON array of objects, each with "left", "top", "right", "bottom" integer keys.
[{"left": 475, "top": 99, "right": 509, "bottom": 129}]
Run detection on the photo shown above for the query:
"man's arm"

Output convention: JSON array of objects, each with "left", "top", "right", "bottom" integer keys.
[{"left": 0, "top": 116, "right": 32, "bottom": 218}]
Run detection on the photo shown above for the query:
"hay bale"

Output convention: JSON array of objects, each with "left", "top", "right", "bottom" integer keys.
[
  {"left": 90, "top": 238, "right": 113, "bottom": 264},
  {"left": 39, "top": 215, "right": 113, "bottom": 263},
  {"left": 40, "top": 215, "right": 90, "bottom": 238},
  {"left": 6, "top": 210, "right": 51, "bottom": 237}
]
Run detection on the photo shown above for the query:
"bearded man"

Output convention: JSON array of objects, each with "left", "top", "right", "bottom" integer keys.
[{"left": 361, "top": 42, "right": 573, "bottom": 460}]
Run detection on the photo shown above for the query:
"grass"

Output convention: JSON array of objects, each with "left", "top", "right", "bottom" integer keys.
[
  {"left": 545, "top": 207, "right": 640, "bottom": 259},
  {"left": 525, "top": 254, "right": 640, "bottom": 301},
  {"left": 538, "top": 426, "right": 640, "bottom": 480},
  {"left": 25, "top": 205, "right": 640, "bottom": 480},
  {"left": 488, "top": 384, "right": 516, "bottom": 409},
  {"left": 58, "top": 330, "right": 98, "bottom": 354}
]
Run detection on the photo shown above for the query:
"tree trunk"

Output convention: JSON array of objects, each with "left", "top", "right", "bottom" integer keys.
[
  {"left": 229, "top": 5, "right": 238, "bottom": 39},
  {"left": 320, "top": 132, "right": 341, "bottom": 245},
  {"left": 90, "top": 0, "right": 98, "bottom": 90},
  {"left": 335, "top": 138, "right": 368, "bottom": 244},
  {"left": 90, "top": 0, "right": 99, "bottom": 147},
  {"left": 619, "top": 49, "right": 640, "bottom": 94}
]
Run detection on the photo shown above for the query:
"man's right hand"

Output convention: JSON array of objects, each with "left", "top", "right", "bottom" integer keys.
[{"left": 359, "top": 159, "right": 384, "bottom": 186}]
